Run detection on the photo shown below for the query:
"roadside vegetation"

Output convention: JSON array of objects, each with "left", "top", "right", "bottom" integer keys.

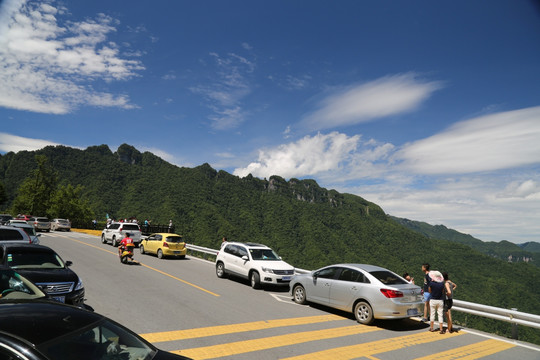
[{"left": 0, "top": 144, "right": 539, "bottom": 344}]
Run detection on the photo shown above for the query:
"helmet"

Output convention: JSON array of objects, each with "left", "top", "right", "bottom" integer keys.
[{"left": 125, "top": 233, "right": 131, "bottom": 237}]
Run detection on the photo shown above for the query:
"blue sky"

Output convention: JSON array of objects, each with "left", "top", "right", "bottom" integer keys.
[{"left": 1, "top": 0, "right": 539, "bottom": 244}]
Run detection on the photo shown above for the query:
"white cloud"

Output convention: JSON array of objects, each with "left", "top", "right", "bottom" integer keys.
[
  {"left": 233, "top": 132, "right": 361, "bottom": 179},
  {"left": 395, "top": 106, "right": 540, "bottom": 174},
  {"left": 0, "top": 132, "right": 61, "bottom": 152},
  {"left": 0, "top": 0, "right": 144, "bottom": 114},
  {"left": 302, "top": 73, "right": 442, "bottom": 131},
  {"left": 190, "top": 51, "right": 255, "bottom": 130}
]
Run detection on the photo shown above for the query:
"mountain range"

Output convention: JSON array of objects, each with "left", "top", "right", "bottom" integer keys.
[{"left": 0, "top": 144, "right": 539, "bottom": 343}]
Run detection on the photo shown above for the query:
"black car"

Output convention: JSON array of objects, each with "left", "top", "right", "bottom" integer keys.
[
  {"left": 0, "top": 244, "right": 84, "bottom": 306},
  {"left": 0, "top": 300, "right": 192, "bottom": 360},
  {"left": 0, "top": 214, "right": 12, "bottom": 225}
]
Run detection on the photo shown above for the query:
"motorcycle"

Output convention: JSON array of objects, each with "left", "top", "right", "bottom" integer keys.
[{"left": 119, "top": 243, "right": 135, "bottom": 264}]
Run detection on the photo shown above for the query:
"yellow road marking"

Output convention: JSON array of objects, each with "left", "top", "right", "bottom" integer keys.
[
  {"left": 280, "top": 330, "right": 463, "bottom": 360},
  {"left": 61, "top": 235, "right": 219, "bottom": 297},
  {"left": 141, "top": 314, "right": 346, "bottom": 343},
  {"left": 173, "top": 325, "right": 381, "bottom": 360},
  {"left": 414, "top": 339, "right": 516, "bottom": 360}
]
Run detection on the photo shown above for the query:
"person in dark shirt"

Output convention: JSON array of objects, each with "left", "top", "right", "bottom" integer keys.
[
  {"left": 421, "top": 263, "right": 431, "bottom": 321},
  {"left": 429, "top": 278, "right": 445, "bottom": 333}
]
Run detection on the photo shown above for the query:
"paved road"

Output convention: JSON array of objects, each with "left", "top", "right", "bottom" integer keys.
[{"left": 37, "top": 231, "right": 540, "bottom": 360}]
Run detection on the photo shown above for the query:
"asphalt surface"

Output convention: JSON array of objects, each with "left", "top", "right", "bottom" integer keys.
[{"left": 36, "top": 231, "right": 540, "bottom": 360}]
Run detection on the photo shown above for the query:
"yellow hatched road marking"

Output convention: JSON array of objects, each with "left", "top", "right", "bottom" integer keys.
[
  {"left": 141, "top": 314, "right": 346, "bottom": 343},
  {"left": 414, "top": 339, "right": 516, "bottom": 360},
  {"left": 172, "top": 325, "right": 381, "bottom": 360},
  {"left": 280, "top": 330, "right": 463, "bottom": 360}
]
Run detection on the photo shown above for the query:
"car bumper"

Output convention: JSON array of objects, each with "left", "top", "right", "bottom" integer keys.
[
  {"left": 261, "top": 274, "right": 294, "bottom": 286},
  {"left": 373, "top": 301, "right": 423, "bottom": 319},
  {"left": 48, "top": 288, "right": 85, "bottom": 306},
  {"left": 53, "top": 225, "right": 71, "bottom": 231},
  {"left": 162, "top": 248, "right": 187, "bottom": 256}
]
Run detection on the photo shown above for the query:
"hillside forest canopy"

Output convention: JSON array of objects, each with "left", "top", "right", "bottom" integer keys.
[{"left": 0, "top": 144, "right": 539, "bottom": 344}]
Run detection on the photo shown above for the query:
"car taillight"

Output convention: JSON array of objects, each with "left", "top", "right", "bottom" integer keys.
[
  {"left": 163, "top": 242, "right": 169, "bottom": 248},
  {"left": 380, "top": 289, "right": 404, "bottom": 298}
]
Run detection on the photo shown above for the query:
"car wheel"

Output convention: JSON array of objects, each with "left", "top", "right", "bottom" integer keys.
[
  {"left": 157, "top": 249, "right": 163, "bottom": 259},
  {"left": 250, "top": 271, "right": 261, "bottom": 289},
  {"left": 354, "top": 301, "right": 374, "bottom": 325},
  {"left": 216, "top": 262, "right": 226, "bottom": 278},
  {"left": 101, "top": 234, "right": 107, "bottom": 244},
  {"left": 140, "top": 245, "right": 145, "bottom": 254},
  {"left": 292, "top": 284, "right": 307, "bottom": 304},
  {"left": 111, "top": 236, "right": 117, "bottom": 247}
]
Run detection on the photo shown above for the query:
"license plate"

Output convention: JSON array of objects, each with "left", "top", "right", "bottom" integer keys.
[
  {"left": 174, "top": 251, "right": 181, "bottom": 254},
  {"left": 407, "top": 308, "right": 419, "bottom": 316},
  {"left": 282, "top": 276, "right": 292, "bottom": 281},
  {"left": 52, "top": 296, "right": 65, "bottom": 303}
]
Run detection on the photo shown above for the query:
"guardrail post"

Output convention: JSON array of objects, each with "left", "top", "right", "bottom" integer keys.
[{"left": 511, "top": 308, "right": 518, "bottom": 340}]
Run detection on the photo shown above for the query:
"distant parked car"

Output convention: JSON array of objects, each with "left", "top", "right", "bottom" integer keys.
[
  {"left": 0, "top": 225, "right": 33, "bottom": 244},
  {"left": 101, "top": 222, "right": 142, "bottom": 247},
  {"left": 289, "top": 263, "right": 423, "bottom": 325},
  {"left": 0, "top": 214, "right": 13, "bottom": 225},
  {"left": 8, "top": 222, "right": 41, "bottom": 244},
  {"left": 29, "top": 217, "right": 51, "bottom": 232},
  {"left": 140, "top": 233, "right": 187, "bottom": 259},
  {"left": 50, "top": 218, "right": 71, "bottom": 232},
  {"left": 0, "top": 244, "right": 85, "bottom": 306},
  {"left": 216, "top": 242, "right": 295, "bottom": 289},
  {"left": 15, "top": 214, "right": 32, "bottom": 221},
  {"left": 0, "top": 265, "right": 47, "bottom": 301},
  {"left": 0, "top": 300, "right": 193, "bottom": 360}
]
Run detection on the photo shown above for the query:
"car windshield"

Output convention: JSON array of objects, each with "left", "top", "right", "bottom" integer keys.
[
  {"left": 0, "top": 269, "right": 46, "bottom": 300},
  {"left": 249, "top": 248, "right": 280, "bottom": 260},
  {"left": 38, "top": 318, "right": 156, "bottom": 360},
  {"left": 165, "top": 236, "right": 183, "bottom": 243},
  {"left": 13, "top": 225, "right": 36, "bottom": 236},
  {"left": 7, "top": 251, "right": 65, "bottom": 269},
  {"left": 369, "top": 270, "right": 409, "bottom": 285}
]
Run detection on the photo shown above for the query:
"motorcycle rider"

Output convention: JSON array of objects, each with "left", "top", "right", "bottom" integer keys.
[{"left": 119, "top": 232, "right": 134, "bottom": 257}]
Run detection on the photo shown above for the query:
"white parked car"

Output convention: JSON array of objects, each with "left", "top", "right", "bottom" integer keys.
[
  {"left": 215, "top": 242, "right": 295, "bottom": 289},
  {"left": 101, "top": 222, "right": 142, "bottom": 247},
  {"left": 289, "top": 263, "right": 423, "bottom": 325}
]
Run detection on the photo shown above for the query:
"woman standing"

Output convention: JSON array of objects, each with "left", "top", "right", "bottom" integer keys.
[{"left": 443, "top": 272, "right": 457, "bottom": 333}]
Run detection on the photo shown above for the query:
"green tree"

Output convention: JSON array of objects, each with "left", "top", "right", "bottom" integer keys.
[
  {"left": 11, "top": 155, "right": 58, "bottom": 216},
  {"left": 0, "top": 181, "right": 7, "bottom": 209},
  {"left": 49, "top": 184, "right": 93, "bottom": 222}
]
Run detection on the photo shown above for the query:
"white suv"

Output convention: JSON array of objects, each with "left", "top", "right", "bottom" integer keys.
[
  {"left": 215, "top": 242, "right": 295, "bottom": 289},
  {"left": 101, "top": 222, "right": 142, "bottom": 247}
]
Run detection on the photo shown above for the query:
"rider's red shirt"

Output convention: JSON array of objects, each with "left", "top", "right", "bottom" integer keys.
[{"left": 120, "top": 237, "right": 133, "bottom": 246}]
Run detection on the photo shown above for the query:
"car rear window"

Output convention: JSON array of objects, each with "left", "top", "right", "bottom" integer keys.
[
  {"left": 165, "top": 236, "right": 183, "bottom": 243},
  {"left": 369, "top": 270, "right": 408, "bottom": 285},
  {"left": 37, "top": 218, "right": 49, "bottom": 222},
  {"left": 0, "top": 229, "right": 25, "bottom": 241},
  {"left": 121, "top": 224, "right": 140, "bottom": 231}
]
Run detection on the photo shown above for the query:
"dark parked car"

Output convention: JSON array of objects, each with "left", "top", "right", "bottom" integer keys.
[
  {"left": 0, "top": 244, "right": 84, "bottom": 306},
  {"left": 0, "top": 265, "right": 47, "bottom": 301},
  {"left": 0, "top": 214, "right": 12, "bottom": 225},
  {"left": 0, "top": 300, "right": 192, "bottom": 360}
]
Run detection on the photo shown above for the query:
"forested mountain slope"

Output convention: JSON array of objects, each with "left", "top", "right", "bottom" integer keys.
[
  {"left": 1, "top": 144, "right": 539, "bottom": 343},
  {"left": 390, "top": 216, "right": 539, "bottom": 267}
]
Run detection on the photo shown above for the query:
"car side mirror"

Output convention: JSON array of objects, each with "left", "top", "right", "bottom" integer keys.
[
  {"left": 242, "top": 255, "right": 249, "bottom": 261},
  {"left": 65, "top": 261, "right": 73, "bottom": 267},
  {"left": 37, "top": 234, "right": 42, "bottom": 237}
]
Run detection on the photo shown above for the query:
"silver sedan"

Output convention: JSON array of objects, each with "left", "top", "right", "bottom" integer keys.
[{"left": 289, "top": 264, "right": 423, "bottom": 325}]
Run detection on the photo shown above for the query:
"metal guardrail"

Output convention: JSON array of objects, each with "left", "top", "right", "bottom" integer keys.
[{"left": 185, "top": 244, "right": 540, "bottom": 337}]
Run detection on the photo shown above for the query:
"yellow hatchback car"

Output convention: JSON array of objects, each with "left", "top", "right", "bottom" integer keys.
[{"left": 139, "top": 233, "right": 187, "bottom": 259}]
